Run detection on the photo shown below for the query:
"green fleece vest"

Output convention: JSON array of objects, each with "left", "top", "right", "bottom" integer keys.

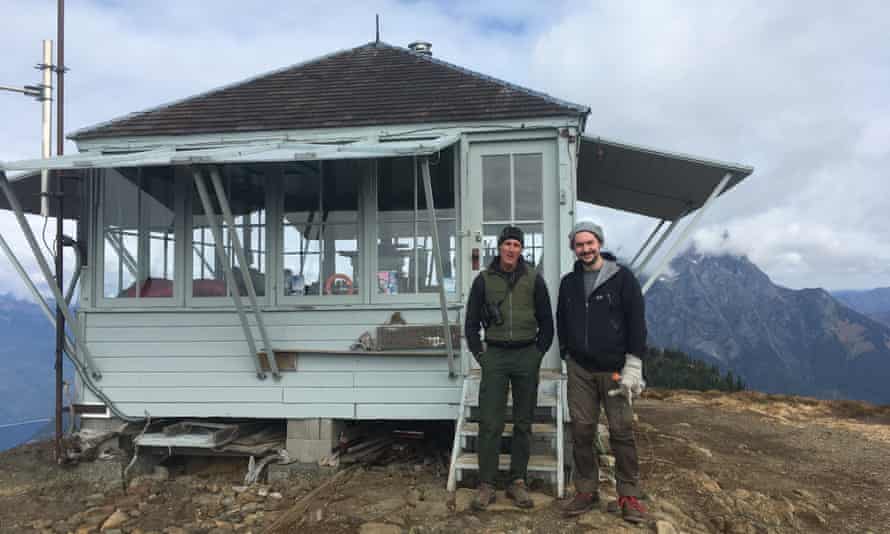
[{"left": 482, "top": 265, "right": 538, "bottom": 343}]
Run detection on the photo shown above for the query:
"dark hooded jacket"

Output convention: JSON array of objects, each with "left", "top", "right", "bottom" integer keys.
[{"left": 556, "top": 252, "right": 647, "bottom": 372}]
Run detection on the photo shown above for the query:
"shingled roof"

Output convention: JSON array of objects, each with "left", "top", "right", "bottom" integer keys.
[{"left": 71, "top": 41, "right": 589, "bottom": 141}]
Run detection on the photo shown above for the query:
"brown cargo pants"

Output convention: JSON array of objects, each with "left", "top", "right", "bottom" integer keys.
[{"left": 567, "top": 356, "right": 641, "bottom": 497}]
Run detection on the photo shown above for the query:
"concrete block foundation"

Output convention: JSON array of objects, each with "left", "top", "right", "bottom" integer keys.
[{"left": 285, "top": 418, "right": 344, "bottom": 463}]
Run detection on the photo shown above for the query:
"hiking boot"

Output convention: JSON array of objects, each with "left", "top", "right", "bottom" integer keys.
[
  {"left": 505, "top": 479, "right": 534, "bottom": 509},
  {"left": 562, "top": 492, "right": 600, "bottom": 517},
  {"left": 471, "top": 483, "right": 496, "bottom": 511},
  {"left": 617, "top": 496, "right": 647, "bottom": 524}
]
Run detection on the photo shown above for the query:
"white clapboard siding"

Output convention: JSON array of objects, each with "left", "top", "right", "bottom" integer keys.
[
  {"left": 87, "top": 325, "right": 364, "bottom": 343},
  {"left": 113, "top": 403, "right": 356, "bottom": 419},
  {"left": 98, "top": 372, "right": 354, "bottom": 388},
  {"left": 85, "top": 308, "right": 457, "bottom": 328},
  {"left": 80, "top": 307, "right": 465, "bottom": 419},
  {"left": 100, "top": 387, "right": 283, "bottom": 403},
  {"left": 283, "top": 387, "right": 460, "bottom": 404},
  {"left": 92, "top": 356, "right": 258, "bottom": 373},
  {"left": 355, "top": 404, "right": 458, "bottom": 419},
  {"left": 90, "top": 341, "right": 329, "bottom": 358},
  {"left": 354, "top": 372, "right": 462, "bottom": 388}
]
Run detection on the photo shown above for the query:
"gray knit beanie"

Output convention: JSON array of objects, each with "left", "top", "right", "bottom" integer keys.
[{"left": 568, "top": 220, "right": 604, "bottom": 248}]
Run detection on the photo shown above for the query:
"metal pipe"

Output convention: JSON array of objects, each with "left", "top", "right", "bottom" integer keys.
[
  {"left": 55, "top": 0, "right": 66, "bottom": 461},
  {"left": 208, "top": 166, "right": 278, "bottom": 377},
  {"left": 634, "top": 218, "right": 680, "bottom": 276},
  {"left": 191, "top": 168, "right": 266, "bottom": 379},
  {"left": 0, "top": 171, "right": 99, "bottom": 380},
  {"left": 641, "top": 173, "right": 733, "bottom": 294},
  {"left": 420, "top": 158, "right": 456, "bottom": 377},
  {"left": 629, "top": 219, "right": 665, "bottom": 269},
  {"left": 40, "top": 39, "right": 52, "bottom": 217},
  {"left": 0, "top": 84, "right": 40, "bottom": 95}
]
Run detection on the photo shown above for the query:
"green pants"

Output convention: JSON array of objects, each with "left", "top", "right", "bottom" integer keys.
[{"left": 477, "top": 344, "right": 543, "bottom": 485}]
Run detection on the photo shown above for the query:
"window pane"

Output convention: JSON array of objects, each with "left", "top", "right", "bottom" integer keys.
[
  {"left": 282, "top": 160, "right": 362, "bottom": 298},
  {"left": 377, "top": 221, "right": 415, "bottom": 294},
  {"left": 283, "top": 224, "right": 321, "bottom": 296},
  {"left": 282, "top": 163, "right": 322, "bottom": 297},
  {"left": 418, "top": 147, "right": 455, "bottom": 212},
  {"left": 481, "top": 224, "right": 501, "bottom": 269},
  {"left": 322, "top": 161, "right": 362, "bottom": 296},
  {"left": 323, "top": 224, "right": 359, "bottom": 296},
  {"left": 323, "top": 160, "right": 361, "bottom": 224},
  {"left": 417, "top": 219, "right": 457, "bottom": 293},
  {"left": 519, "top": 223, "right": 544, "bottom": 272},
  {"left": 482, "top": 155, "right": 510, "bottom": 221},
  {"left": 378, "top": 157, "right": 414, "bottom": 216},
  {"left": 482, "top": 222, "right": 543, "bottom": 274},
  {"left": 514, "top": 153, "right": 543, "bottom": 220},
  {"left": 103, "top": 167, "right": 175, "bottom": 299},
  {"left": 192, "top": 165, "right": 267, "bottom": 297}
]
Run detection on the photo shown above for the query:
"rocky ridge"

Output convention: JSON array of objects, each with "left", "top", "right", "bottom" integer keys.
[{"left": 645, "top": 251, "right": 890, "bottom": 403}]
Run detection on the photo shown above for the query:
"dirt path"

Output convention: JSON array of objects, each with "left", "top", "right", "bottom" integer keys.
[{"left": 1, "top": 392, "right": 888, "bottom": 533}]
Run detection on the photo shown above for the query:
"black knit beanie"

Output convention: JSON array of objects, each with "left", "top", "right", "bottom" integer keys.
[{"left": 498, "top": 225, "right": 524, "bottom": 247}]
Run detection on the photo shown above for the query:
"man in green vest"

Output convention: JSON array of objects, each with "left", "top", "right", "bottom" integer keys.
[{"left": 465, "top": 225, "right": 554, "bottom": 510}]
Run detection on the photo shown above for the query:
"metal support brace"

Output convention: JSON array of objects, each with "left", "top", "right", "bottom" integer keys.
[
  {"left": 641, "top": 173, "right": 733, "bottom": 294},
  {"left": 191, "top": 168, "right": 266, "bottom": 380},
  {"left": 0, "top": 171, "right": 100, "bottom": 378},
  {"left": 208, "top": 166, "right": 278, "bottom": 377},
  {"left": 420, "top": 157, "right": 457, "bottom": 377},
  {"left": 629, "top": 219, "right": 665, "bottom": 269},
  {"left": 634, "top": 218, "right": 680, "bottom": 276}
]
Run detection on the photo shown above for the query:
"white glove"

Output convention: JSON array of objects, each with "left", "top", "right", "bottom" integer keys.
[{"left": 608, "top": 354, "right": 645, "bottom": 406}]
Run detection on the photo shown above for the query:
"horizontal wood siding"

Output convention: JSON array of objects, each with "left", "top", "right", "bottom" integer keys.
[
  {"left": 113, "top": 403, "right": 356, "bottom": 418},
  {"left": 82, "top": 309, "right": 463, "bottom": 419}
]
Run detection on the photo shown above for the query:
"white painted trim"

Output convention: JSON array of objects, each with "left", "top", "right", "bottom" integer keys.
[{"left": 72, "top": 118, "right": 581, "bottom": 154}]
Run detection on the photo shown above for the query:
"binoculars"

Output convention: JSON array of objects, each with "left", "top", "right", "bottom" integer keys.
[{"left": 482, "top": 300, "right": 505, "bottom": 328}]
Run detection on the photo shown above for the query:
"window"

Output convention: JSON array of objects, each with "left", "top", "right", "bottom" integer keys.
[
  {"left": 376, "top": 152, "right": 456, "bottom": 296},
  {"left": 101, "top": 167, "right": 176, "bottom": 299},
  {"left": 481, "top": 153, "right": 544, "bottom": 269},
  {"left": 191, "top": 165, "right": 268, "bottom": 298},
  {"left": 281, "top": 160, "right": 362, "bottom": 297}
]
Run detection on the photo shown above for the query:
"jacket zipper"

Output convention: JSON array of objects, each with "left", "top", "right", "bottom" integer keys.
[
  {"left": 584, "top": 298, "right": 589, "bottom": 353},
  {"left": 508, "top": 283, "right": 514, "bottom": 341}
]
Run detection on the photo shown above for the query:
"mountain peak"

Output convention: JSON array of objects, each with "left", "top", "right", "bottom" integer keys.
[{"left": 646, "top": 251, "right": 890, "bottom": 403}]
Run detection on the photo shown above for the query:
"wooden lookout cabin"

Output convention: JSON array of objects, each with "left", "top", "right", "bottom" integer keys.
[{"left": 0, "top": 41, "right": 752, "bottom": 494}]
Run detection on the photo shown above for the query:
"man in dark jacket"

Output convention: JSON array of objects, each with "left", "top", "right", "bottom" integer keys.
[
  {"left": 465, "top": 225, "right": 554, "bottom": 510},
  {"left": 557, "top": 221, "right": 648, "bottom": 523}
]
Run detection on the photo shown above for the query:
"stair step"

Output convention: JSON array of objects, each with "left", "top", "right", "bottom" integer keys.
[
  {"left": 464, "top": 389, "right": 558, "bottom": 408},
  {"left": 454, "top": 453, "right": 558, "bottom": 472},
  {"left": 460, "top": 422, "right": 557, "bottom": 436},
  {"left": 468, "top": 368, "right": 564, "bottom": 380}
]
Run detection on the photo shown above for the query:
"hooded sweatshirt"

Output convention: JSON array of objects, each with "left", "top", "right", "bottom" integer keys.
[{"left": 556, "top": 252, "right": 647, "bottom": 372}]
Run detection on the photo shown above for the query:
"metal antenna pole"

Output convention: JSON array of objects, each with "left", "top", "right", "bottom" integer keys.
[
  {"left": 39, "top": 40, "right": 53, "bottom": 217},
  {"left": 54, "top": 0, "right": 66, "bottom": 463}
]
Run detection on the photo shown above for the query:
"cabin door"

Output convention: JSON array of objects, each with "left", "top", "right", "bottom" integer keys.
[{"left": 463, "top": 140, "right": 559, "bottom": 366}]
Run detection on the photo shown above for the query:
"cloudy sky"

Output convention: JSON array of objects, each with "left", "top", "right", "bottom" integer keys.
[{"left": 1, "top": 0, "right": 888, "bottom": 298}]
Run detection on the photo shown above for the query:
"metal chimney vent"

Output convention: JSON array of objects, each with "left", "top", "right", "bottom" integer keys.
[{"left": 408, "top": 41, "right": 432, "bottom": 55}]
